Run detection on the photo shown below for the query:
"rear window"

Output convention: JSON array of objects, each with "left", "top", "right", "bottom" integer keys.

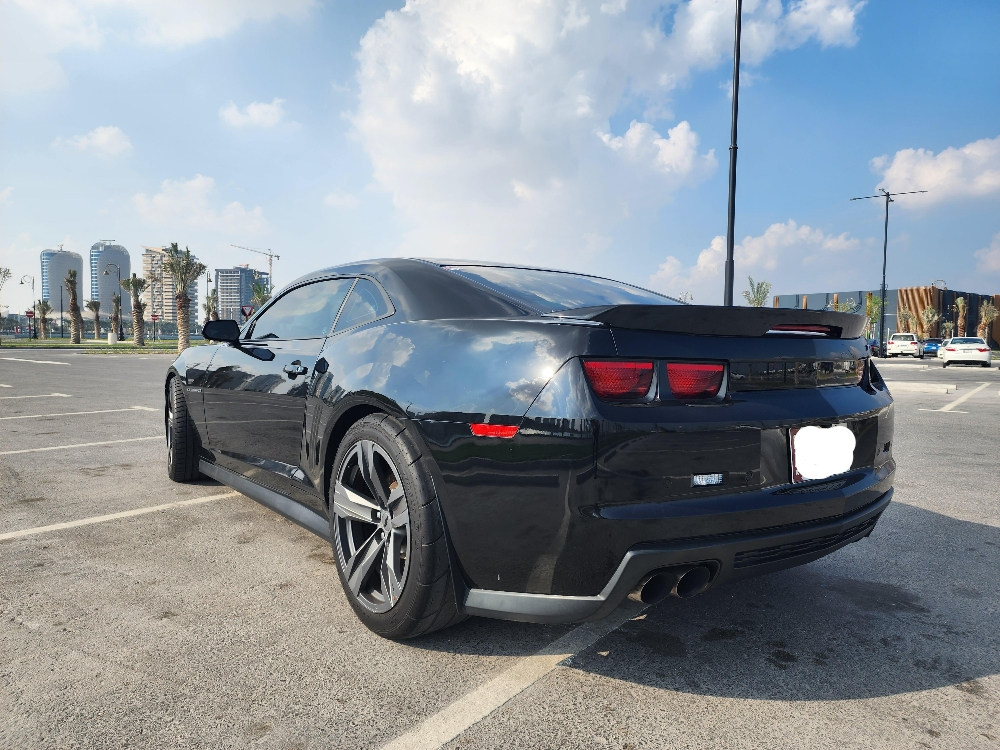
[
  {"left": 951, "top": 338, "right": 986, "bottom": 345},
  {"left": 891, "top": 334, "right": 915, "bottom": 341},
  {"left": 444, "top": 265, "right": 679, "bottom": 314}
]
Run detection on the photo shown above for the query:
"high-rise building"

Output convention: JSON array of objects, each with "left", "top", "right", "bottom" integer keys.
[
  {"left": 39, "top": 249, "right": 84, "bottom": 313},
  {"left": 141, "top": 246, "right": 198, "bottom": 326},
  {"left": 215, "top": 265, "right": 269, "bottom": 321},
  {"left": 88, "top": 241, "right": 132, "bottom": 315}
]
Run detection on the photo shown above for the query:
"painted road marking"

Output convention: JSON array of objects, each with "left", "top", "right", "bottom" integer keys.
[
  {"left": 379, "top": 600, "right": 647, "bottom": 750},
  {"left": 0, "top": 492, "right": 240, "bottom": 542},
  {"left": 0, "top": 406, "right": 157, "bottom": 421},
  {"left": 0, "top": 384, "right": 11, "bottom": 388},
  {"left": 0, "top": 392, "right": 72, "bottom": 400},
  {"left": 0, "top": 357, "right": 70, "bottom": 365},
  {"left": 0, "top": 436, "right": 161, "bottom": 455},
  {"left": 937, "top": 382, "right": 991, "bottom": 412}
]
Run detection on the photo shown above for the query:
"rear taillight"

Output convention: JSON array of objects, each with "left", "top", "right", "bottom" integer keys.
[
  {"left": 978, "top": 347, "right": 989, "bottom": 352},
  {"left": 470, "top": 423, "right": 518, "bottom": 438},
  {"left": 945, "top": 347, "right": 956, "bottom": 351},
  {"left": 666, "top": 363, "right": 724, "bottom": 399},
  {"left": 582, "top": 360, "right": 653, "bottom": 400}
]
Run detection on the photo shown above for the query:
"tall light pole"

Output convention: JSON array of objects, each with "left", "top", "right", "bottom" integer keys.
[
  {"left": 103, "top": 262, "right": 124, "bottom": 339},
  {"left": 722, "top": 0, "right": 743, "bottom": 307},
  {"left": 850, "top": 188, "right": 927, "bottom": 356},
  {"left": 19, "top": 275, "right": 35, "bottom": 339}
]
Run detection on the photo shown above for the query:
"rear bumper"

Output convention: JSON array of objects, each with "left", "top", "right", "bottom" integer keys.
[{"left": 462, "top": 484, "right": 893, "bottom": 624}]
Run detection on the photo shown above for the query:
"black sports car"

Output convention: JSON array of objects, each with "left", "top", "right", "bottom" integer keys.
[{"left": 166, "top": 259, "right": 894, "bottom": 639}]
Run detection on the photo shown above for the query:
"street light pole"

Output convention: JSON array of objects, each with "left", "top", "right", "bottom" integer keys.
[
  {"left": 850, "top": 188, "right": 927, "bottom": 357},
  {"left": 19, "top": 275, "right": 35, "bottom": 339},
  {"left": 60, "top": 286, "right": 64, "bottom": 338},
  {"left": 722, "top": 0, "right": 743, "bottom": 307}
]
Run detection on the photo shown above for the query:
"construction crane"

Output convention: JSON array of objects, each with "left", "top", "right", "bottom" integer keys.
[{"left": 231, "top": 245, "right": 280, "bottom": 291}]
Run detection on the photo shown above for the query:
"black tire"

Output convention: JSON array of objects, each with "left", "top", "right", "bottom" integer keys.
[
  {"left": 166, "top": 376, "right": 200, "bottom": 482},
  {"left": 329, "top": 414, "right": 465, "bottom": 639},
  {"left": 941, "top": 361, "right": 948, "bottom": 368}
]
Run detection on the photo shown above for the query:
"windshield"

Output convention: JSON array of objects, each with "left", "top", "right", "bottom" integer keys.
[
  {"left": 445, "top": 265, "right": 680, "bottom": 314},
  {"left": 951, "top": 338, "right": 986, "bottom": 344}
]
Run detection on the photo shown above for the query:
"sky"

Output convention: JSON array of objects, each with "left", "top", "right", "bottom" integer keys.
[{"left": 2, "top": 0, "right": 999, "bottom": 317}]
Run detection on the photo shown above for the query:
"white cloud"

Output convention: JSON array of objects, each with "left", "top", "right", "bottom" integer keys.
[
  {"left": 0, "top": 187, "right": 13, "bottom": 204},
  {"left": 220, "top": 98, "right": 287, "bottom": 128},
  {"left": 974, "top": 232, "right": 1000, "bottom": 274},
  {"left": 324, "top": 191, "right": 360, "bottom": 210},
  {"left": 353, "top": 0, "right": 865, "bottom": 264},
  {"left": 872, "top": 134, "right": 1000, "bottom": 207},
  {"left": 132, "top": 174, "right": 265, "bottom": 234},
  {"left": 649, "top": 220, "right": 861, "bottom": 303},
  {"left": 1, "top": 0, "right": 315, "bottom": 94},
  {"left": 53, "top": 126, "right": 133, "bottom": 158}
]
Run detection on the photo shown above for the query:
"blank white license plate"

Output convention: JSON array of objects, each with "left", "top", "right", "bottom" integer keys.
[{"left": 790, "top": 425, "right": 857, "bottom": 482}]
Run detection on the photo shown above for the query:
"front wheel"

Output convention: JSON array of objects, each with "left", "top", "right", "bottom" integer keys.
[
  {"left": 330, "top": 414, "right": 465, "bottom": 639},
  {"left": 166, "top": 376, "right": 200, "bottom": 482},
  {"left": 941, "top": 361, "right": 948, "bottom": 368}
]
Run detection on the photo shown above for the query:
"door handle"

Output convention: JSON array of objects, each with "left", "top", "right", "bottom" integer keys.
[{"left": 283, "top": 362, "right": 309, "bottom": 378}]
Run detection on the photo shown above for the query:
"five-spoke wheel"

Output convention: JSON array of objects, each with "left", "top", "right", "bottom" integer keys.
[{"left": 333, "top": 439, "right": 411, "bottom": 613}]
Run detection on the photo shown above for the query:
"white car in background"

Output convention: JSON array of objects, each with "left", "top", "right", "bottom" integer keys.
[
  {"left": 941, "top": 337, "right": 992, "bottom": 368},
  {"left": 886, "top": 333, "right": 923, "bottom": 358},
  {"left": 937, "top": 338, "right": 950, "bottom": 359}
]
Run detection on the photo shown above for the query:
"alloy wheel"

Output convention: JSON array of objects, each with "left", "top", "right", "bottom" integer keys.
[{"left": 333, "top": 439, "right": 411, "bottom": 613}]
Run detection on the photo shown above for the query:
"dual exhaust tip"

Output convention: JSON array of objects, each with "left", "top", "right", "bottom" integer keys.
[{"left": 630, "top": 564, "right": 717, "bottom": 605}]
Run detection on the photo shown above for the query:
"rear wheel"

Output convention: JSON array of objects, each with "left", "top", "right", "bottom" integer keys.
[
  {"left": 941, "top": 361, "right": 948, "bottom": 368},
  {"left": 330, "top": 414, "right": 465, "bottom": 639},
  {"left": 166, "top": 377, "right": 200, "bottom": 482}
]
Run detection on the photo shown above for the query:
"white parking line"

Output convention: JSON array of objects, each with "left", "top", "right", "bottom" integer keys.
[
  {"left": 0, "top": 384, "right": 12, "bottom": 388},
  {"left": 0, "top": 357, "right": 69, "bottom": 365},
  {"left": 379, "top": 601, "right": 646, "bottom": 750},
  {"left": 0, "top": 406, "right": 157, "bottom": 421},
  {"left": 937, "top": 382, "right": 990, "bottom": 412},
  {"left": 0, "top": 436, "right": 161, "bottom": 455},
  {"left": 0, "top": 491, "right": 240, "bottom": 541},
  {"left": 0, "top": 392, "right": 72, "bottom": 400}
]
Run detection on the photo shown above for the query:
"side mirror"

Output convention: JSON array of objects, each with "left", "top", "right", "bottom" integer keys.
[{"left": 202, "top": 319, "right": 241, "bottom": 343}]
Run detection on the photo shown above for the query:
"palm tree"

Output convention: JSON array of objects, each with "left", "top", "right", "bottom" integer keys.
[
  {"left": 0, "top": 267, "right": 10, "bottom": 346},
  {"left": 941, "top": 320, "right": 955, "bottom": 338},
  {"left": 919, "top": 305, "right": 941, "bottom": 339},
  {"left": 897, "top": 306, "right": 916, "bottom": 334},
  {"left": 955, "top": 297, "right": 967, "bottom": 337},
  {"left": 120, "top": 274, "right": 149, "bottom": 346},
  {"left": 64, "top": 269, "right": 83, "bottom": 344},
  {"left": 202, "top": 288, "right": 219, "bottom": 322},
  {"left": 742, "top": 276, "right": 771, "bottom": 307},
  {"left": 978, "top": 300, "right": 997, "bottom": 340},
  {"left": 111, "top": 293, "right": 122, "bottom": 340},
  {"left": 85, "top": 300, "right": 101, "bottom": 340},
  {"left": 249, "top": 274, "right": 271, "bottom": 309},
  {"left": 34, "top": 299, "right": 53, "bottom": 339},
  {"left": 163, "top": 243, "right": 206, "bottom": 352},
  {"left": 865, "top": 295, "right": 882, "bottom": 340}
]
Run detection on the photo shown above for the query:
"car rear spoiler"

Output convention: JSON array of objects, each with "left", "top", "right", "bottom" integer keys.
[{"left": 544, "top": 305, "right": 867, "bottom": 339}]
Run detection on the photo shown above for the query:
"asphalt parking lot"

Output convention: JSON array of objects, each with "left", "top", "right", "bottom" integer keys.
[{"left": 2, "top": 352, "right": 999, "bottom": 749}]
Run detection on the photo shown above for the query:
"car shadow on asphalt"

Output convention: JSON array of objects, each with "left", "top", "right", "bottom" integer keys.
[{"left": 414, "top": 502, "right": 998, "bottom": 701}]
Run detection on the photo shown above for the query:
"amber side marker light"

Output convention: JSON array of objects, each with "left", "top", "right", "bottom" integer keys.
[
  {"left": 470, "top": 423, "right": 518, "bottom": 438},
  {"left": 666, "top": 363, "right": 725, "bottom": 399},
  {"left": 582, "top": 360, "right": 654, "bottom": 400}
]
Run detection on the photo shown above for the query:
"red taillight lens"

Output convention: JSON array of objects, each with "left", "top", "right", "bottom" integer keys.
[
  {"left": 945, "top": 347, "right": 956, "bottom": 351},
  {"left": 582, "top": 360, "right": 654, "bottom": 400},
  {"left": 667, "top": 363, "right": 724, "bottom": 399},
  {"left": 978, "top": 347, "right": 990, "bottom": 352},
  {"left": 470, "top": 423, "right": 518, "bottom": 438}
]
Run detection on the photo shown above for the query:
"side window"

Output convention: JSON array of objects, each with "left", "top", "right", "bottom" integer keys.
[
  {"left": 249, "top": 278, "right": 354, "bottom": 340},
  {"left": 334, "top": 278, "right": 392, "bottom": 332}
]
